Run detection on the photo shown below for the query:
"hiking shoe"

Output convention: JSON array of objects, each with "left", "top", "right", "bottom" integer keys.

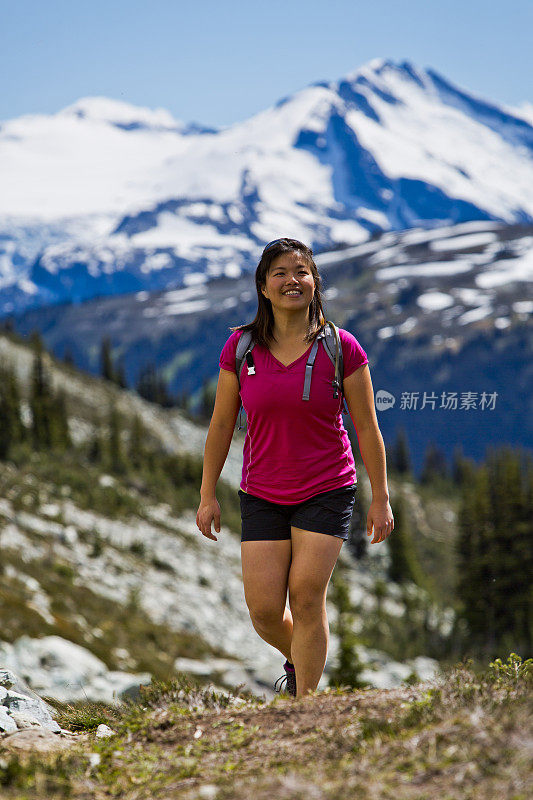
[{"left": 274, "top": 659, "right": 296, "bottom": 697}]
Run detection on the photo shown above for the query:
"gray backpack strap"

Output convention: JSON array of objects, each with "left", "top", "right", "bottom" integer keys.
[
  {"left": 302, "top": 337, "right": 321, "bottom": 400},
  {"left": 302, "top": 321, "right": 344, "bottom": 403},
  {"left": 321, "top": 322, "right": 349, "bottom": 413},
  {"left": 320, "top": 322, "right": 343, "bottom": 388},
  {"left": 235, "top": 330, "right": 254, "bottom": 430},
  {"left": 235, "top": 330, "right": 254, "bottom": 388}
]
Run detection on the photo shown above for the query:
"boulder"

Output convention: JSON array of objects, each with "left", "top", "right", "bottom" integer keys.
[
  {"left": 0, "top": 635, "right": 151, "bottom": 704},
  {"left": 0, "top": 669, "right": 60, "bottom": 733}
]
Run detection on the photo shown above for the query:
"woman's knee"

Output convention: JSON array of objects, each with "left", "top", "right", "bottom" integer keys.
[
  {"left": 288, "top": 587, "right": 325, "bottom": 621},
  {"left": 248, "top": 602, "right": 286, "bottom": 628}
]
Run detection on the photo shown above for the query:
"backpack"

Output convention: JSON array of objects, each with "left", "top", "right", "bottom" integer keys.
[{"left": 234, "top": 320, "right": 348, "bottom": 430}]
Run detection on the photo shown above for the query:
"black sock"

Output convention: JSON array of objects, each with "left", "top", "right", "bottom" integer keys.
[{"left": 285, "top": 659, "right": 294, "bottom": 669}]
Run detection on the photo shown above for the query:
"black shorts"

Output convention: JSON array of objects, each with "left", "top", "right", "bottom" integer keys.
[{"left": 238, "top": 485, "right": 357, "bottom": 542}]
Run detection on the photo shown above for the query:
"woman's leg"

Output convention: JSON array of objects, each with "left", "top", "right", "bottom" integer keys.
[
  {"left": 288, "top": 528, "right": 343, "bottom": 698},
  {"left": 240, "top": 539, "right": 293, "bottom": 661}
]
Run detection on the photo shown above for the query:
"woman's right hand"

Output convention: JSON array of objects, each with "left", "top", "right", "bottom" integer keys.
[{"left": 196, "top": 497, "right": 221, "bottom": 541}]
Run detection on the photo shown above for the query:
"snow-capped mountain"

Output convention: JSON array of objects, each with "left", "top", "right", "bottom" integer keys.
[{"left": 1, "top": 57, "right": 533, "bottom": 316}]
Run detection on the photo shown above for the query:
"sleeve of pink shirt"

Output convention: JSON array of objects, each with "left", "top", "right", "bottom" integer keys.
[
  {"left": 219, "top": 329, "right": 243, "bottom": 372},
  {"left": 339, "top": 328, "right": 369, "bottom": 378}
]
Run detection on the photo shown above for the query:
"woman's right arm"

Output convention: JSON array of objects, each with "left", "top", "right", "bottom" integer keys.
[{"left": 196, "top": 367, "right": 241, "bottom": 541}]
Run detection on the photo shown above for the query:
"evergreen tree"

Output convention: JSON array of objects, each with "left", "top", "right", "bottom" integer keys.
[
  {"left": 328, "top": 572, "right": 366, "bottom": 689},
  {"left": 136, "top": 363, "right": 155, "bottom": 402},
  {"left": 156, "top": 370, "right": 174, "bottom": 407},
  {"left": 115, "top": 358, "right": 128, "bottom": 389},
  {"left": 486, "top": 447, "right": 532, "bottom": 657},
  {"left": 129, "top": 414, "right": 146, "bottom": 470},
  {"left": 62, "top": 348, "right": 75, "bottom": 367},
  {"left": 136, "top": 362, "right": 173, "bottom": 407},
  {"left": 452, "top": 444, "right": 467, "bottom": 485},
  {"left": 0, "top": 363, "right": 22, "bottom": 458},
  {"left": 456, "top": 464, "right": 494, "bottom": 656},
  {"left": 455, "top": 447, "right": 533, "bottom": 659},
  {"left": 107, "top": 401, "right": 125, "bottom": 474},
  {"left": 347, "top": 478, "right": 369, "bottom": 561},
  {"left": 522, "top": 458, "right": 533, "bottom": 652},
  {"left": 420, "top": 441, "right": 449, "bottom": 486},
  {"left": 100, "top": 337, "right": 115, "bottom": 383},
  {"left": 199, "top": 377, "right": 216, "bottom": 421},
  {"left": 87, "top": 414, "right": 103, "bottom": 464},
  {"left": 28, "top": 334, "right": 72, "bottom": 453},
  {"left": 1, "top": 362, "right": 25, "bottom": 455},
  {"left": 52, "top": 388, "right": 71, "bottom": 450},
  {"left": 175, "top": 386, "right": 191, "bottom": 413},
  {"left": 386, "top": 491, "right": 425, "bottom": 587},
  {"left": 372, "top": 577, "right": 388, "bottom": 650},
  {"left": 100, "top": 338, "right": 130, "bottom": 390},
  {"left": 345, "top": 421, "right": 368, "bottom": 560},
  {"left": 391, "top": 426, "right": 412, "bottom": 475},
  {"left": 88, "top": 429, "right": 103, "bottom": 464},
  {"left": 29, "top": 333, "right": 53, "bottom": 450}
]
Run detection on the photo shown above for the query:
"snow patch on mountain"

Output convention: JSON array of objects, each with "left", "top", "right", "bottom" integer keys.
[
  {"left": 417, "top": 291, "right": 455, "bottom": 311},
  {"left": 475, "top": 239, "right": 533, "bottom": 288},
  {"left": 429, "top": 232, "right": 498, "bottom": 251}
]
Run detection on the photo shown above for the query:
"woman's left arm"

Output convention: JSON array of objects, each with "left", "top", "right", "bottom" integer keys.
[{"left": 343, "top": 364, "right": 394, "bottom": 544}]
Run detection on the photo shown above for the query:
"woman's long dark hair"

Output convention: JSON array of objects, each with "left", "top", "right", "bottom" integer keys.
[{"left": 230, "top": 238, "right": 327, "bottom": 347}]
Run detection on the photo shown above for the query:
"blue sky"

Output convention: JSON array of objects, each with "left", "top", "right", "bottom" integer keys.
[{"left": 1, "top": 0, "right": 532, "bottom": 127}]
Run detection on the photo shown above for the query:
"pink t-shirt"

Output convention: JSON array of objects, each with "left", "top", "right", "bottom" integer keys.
[{"left": 219, "top": 327, "right": 369, "bottom": 504}]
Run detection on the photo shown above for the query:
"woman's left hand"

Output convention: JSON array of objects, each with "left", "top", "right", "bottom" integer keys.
[{"left": 367, "top": 499, "right": 394, "bottom": 544}]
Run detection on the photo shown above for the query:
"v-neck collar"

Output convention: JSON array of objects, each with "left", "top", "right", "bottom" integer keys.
[{"left": 267, "top": 343, "right": 314, "bottom": 370}]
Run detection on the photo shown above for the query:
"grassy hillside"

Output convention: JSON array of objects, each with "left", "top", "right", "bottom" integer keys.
[
  {"left": 1, "top": 654, "right": 531, "bottom": 799},
  {"left": 0, "top": 329, "right": 245, "bottom": 686}
]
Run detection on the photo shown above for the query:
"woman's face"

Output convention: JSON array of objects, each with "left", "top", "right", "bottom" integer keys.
[{"left": 261, "top": 250, "right": 315, "bottom": 312}]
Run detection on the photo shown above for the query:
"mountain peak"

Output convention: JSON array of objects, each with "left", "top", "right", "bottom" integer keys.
[
  {"left": 340, "top": 57, "right": 431, "bottom": 90},
  {"left": 57, "top": 96, "right": 184, "bottom": 132}
]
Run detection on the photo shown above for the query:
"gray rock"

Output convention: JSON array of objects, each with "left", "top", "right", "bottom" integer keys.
[
  {"left": 0, "top": 636, "right": 151, "bottom": 705},
  {"left": 95, "top": 723, "right": 116, "bottom": 738},
  {"left": 408, "top": 655, "right": 441, "bottom": 682},
  {"left": 0, "top": 668, "right": 54, "bottom": 709},
  {"left": 0, "top": 706, "right": 18, "bottom": 734},
  {"left": 7, "top": 711, "right": 44, "bottom": 730},
  {"left": 0, "top": 728, "right": 73, "bottom": 755},
  {"left": 174, "top": 656, "right": 243, "bottom": 677},
  {"left": 0, "top": 670, "right": 61, "bottom": 734},
  {"left": 198, "top": 786, "right": 219, "bottom": 800},
  {"left": 1, "top": 688, "right": 61, "bottom": 733}
]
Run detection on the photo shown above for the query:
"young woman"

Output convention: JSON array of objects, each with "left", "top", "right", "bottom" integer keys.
[{"left": 196, "top": 237, "right": 394, "bottom": 700}]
